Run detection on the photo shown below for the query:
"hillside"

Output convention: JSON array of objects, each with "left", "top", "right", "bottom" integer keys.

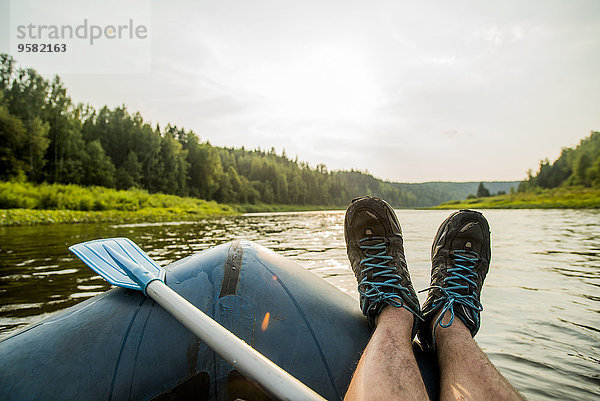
[
  {"left": 519, "top": 131, "right": 600, "bottom": 190},
  {"left": 392, "top": 181, "right": 518, "bottom": 207},
  {"left": 435, "top": 187, "right": 600, "bottom": 209},
  {"left": 435, "top": 131, "right": 600, "bottom": 209}
]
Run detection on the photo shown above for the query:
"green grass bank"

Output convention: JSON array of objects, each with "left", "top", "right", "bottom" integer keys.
[
  {"left": 432, "top": 187, "right": 600, "bottom": 209},
  {"left": 0, "top": 182, "right": 344, "bottom": 226},
  {"left": 0, "top": 182, "right": 236, "bottom": 226}
]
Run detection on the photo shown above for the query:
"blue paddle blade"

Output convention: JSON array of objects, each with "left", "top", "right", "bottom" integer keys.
[{"left": 69, "top": 238, "right": 165, "bottom": 292}]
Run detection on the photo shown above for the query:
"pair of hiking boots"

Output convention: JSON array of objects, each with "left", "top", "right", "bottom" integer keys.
[{"left": 344, "top": 196, "right": 491, "bottom": 349}]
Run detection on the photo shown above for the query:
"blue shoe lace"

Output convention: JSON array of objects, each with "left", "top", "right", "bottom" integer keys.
[
  {"left": 357, "top": 236, "right": 420, "bottom": 317},
  {"left": 420, "top": 249, "right": 483, "bottom": 342}
]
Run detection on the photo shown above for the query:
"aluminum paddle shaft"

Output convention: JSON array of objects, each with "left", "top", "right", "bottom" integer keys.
[{"left": 146, "top": 280, "right": 326, "bottom": 401}]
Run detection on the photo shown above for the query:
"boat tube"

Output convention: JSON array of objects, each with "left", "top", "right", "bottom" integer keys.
[{"left": 0, "top": 240, "right": 438, "bottom": 400}]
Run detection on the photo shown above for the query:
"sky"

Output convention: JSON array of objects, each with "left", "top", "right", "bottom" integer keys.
[{"left": 1, "top": 0, "right": 599, "bottom": 183}]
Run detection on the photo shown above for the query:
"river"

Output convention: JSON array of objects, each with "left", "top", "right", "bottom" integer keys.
[{"left": 0, "top": 209, "right": 598, "bottom": 400}]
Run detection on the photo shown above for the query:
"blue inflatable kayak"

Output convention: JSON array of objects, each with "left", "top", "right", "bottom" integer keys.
[{"left": 0, "top": 240, "right": 438, "bottom": 400}]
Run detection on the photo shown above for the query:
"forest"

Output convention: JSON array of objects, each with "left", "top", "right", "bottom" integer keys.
[
  {"left": 432, "top": 131, "right": 600, "bottom": 210},
  {"left": 519, "top": 131, "right": 600, "bottom": 191},
  {"left": 2, "top": 54, "right": 517, "bottom": 208}
]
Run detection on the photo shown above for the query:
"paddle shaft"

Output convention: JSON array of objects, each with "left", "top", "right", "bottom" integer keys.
[{"left": 146, "top": 280, "right": 326, "bottom": 401}]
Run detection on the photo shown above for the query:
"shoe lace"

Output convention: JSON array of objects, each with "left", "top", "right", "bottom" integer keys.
[
  {"left": 358, "top": 236, "right": 419, "bottom": 317},
  {"left": 420, "top": 249, "right": 483, "bottom": 338}
]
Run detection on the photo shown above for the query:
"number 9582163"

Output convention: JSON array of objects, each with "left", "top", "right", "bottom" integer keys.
[{"left": 17, "top": 43, "right": 67, "bottom": 52}]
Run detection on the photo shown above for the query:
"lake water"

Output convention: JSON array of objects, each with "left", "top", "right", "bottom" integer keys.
[{"left": 0, "top": 209, "right": 598, "bottom": 400}]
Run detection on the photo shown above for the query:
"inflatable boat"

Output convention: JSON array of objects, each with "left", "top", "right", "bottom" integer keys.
[{"left": 0, "top": 240, "right": 438, "bottom": 400}]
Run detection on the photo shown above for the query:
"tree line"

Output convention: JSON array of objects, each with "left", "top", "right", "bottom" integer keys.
[
  {"left": 519, "top": 131, "right": 600, "bottom": 191},
  {"left": 0, "top": 54, "right": 531, "bottom": 208},
  {"left": 1, "top": 54, "right": 447, "bottom": 207}
]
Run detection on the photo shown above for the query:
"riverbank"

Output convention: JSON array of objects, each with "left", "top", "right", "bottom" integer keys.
[
  {"left": 432, "top": 187, "right": 600, "bottom": 209},
  {"left": 0, "top": 182, "right": 344, "bottom": 226},
  {"left": 0, "top": 206, "right": 236, "bottom": 226},
  {"left": 0, "top": 182, "right": 236, "bottom": 225},
  {"left": 0, "top": 204, "right": 345, "bottom": 225}
]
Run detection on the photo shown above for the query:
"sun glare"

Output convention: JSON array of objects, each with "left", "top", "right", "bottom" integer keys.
[{"left": 250, "top": 45, "right": 382, "bottom": 122}]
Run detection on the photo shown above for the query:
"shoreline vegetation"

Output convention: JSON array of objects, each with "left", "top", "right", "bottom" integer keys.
[
  {"left": 0, "top": 55, "right": 518, "bottom": 213},
  {"left": 434, "top": 131, "right": 600, "bottom": 210},
  {"left": 1, "top": 182, "right": 599, "bottom": 226},
  {"left": 0, "top": 181, "right": 344, "bottom": 226},
  {"left": 0, "top": 53, "right": 598, "bottom": 224},
  {"left": 0, "top": 181, "right": 234, "bottom": 226},
  {"left": 432, "top": 187, "right": 600, "bottom": 210}
]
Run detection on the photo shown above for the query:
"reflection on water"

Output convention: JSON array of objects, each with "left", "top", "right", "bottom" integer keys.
[{"left": 0, "top": 209, "right": 599, "bottom": 399}]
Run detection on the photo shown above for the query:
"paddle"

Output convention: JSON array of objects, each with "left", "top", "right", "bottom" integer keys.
[{"left": 70, "top": 238, "right": 326, "bottom": 401}]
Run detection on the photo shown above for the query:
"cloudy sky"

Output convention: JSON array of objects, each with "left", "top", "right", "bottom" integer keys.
[{"left": 2, "top": 0, "right": 599, "bottom": 182}]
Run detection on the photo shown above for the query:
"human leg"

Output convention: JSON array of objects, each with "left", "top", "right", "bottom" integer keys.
[
  {"left": 419, "top": 210, "right": 523, "bottom": 401},
  {"left": 343, "top": 196, "right": 426, "bottom": 400},
  {"left": 434, "top": 312, "right": 522, "bottom": 401},
  {"left": 344, "top": 307, "right": 428, "bottom": 401}
]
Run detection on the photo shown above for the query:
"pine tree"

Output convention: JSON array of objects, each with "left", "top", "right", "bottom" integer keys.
[{"left": 477, "top": 182, "right": 490, "bottom": 198}]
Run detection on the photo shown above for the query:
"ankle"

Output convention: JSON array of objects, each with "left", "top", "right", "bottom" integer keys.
[
  {"left": 433, "top": 310, "right": 472, "bottom": 344},
  {"left": 376, "top": 305, "right": 415, "bottom": 340}
]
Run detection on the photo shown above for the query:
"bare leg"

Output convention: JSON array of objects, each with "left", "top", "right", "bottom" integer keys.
[
  {"left": 344, "top": 306, "right": 429, "bottom": 401},
  {"left": 435, "top": 312, "right": 523, "bottom": 401}
]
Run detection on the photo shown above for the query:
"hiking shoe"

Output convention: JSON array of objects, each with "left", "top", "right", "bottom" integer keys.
[
  {"left": 344, "top": 196, "right": 421, "bottom": 336},
  {"left": 419, "top": 210, "right": 491, "bottom": 349}
]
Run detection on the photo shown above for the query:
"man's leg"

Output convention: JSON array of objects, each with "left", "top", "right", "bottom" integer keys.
[
  {"left": 344, "top": 307, "right": 428, "bottom": 401},
  {"left": 420, "top": 210, "right": 523, "bottom": 400},
  {"left": 343, "top": 196, "right": 424, "bottom": 400},
  {"left": 435, "top": 311, "right": 523, "bottom": 401}
]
